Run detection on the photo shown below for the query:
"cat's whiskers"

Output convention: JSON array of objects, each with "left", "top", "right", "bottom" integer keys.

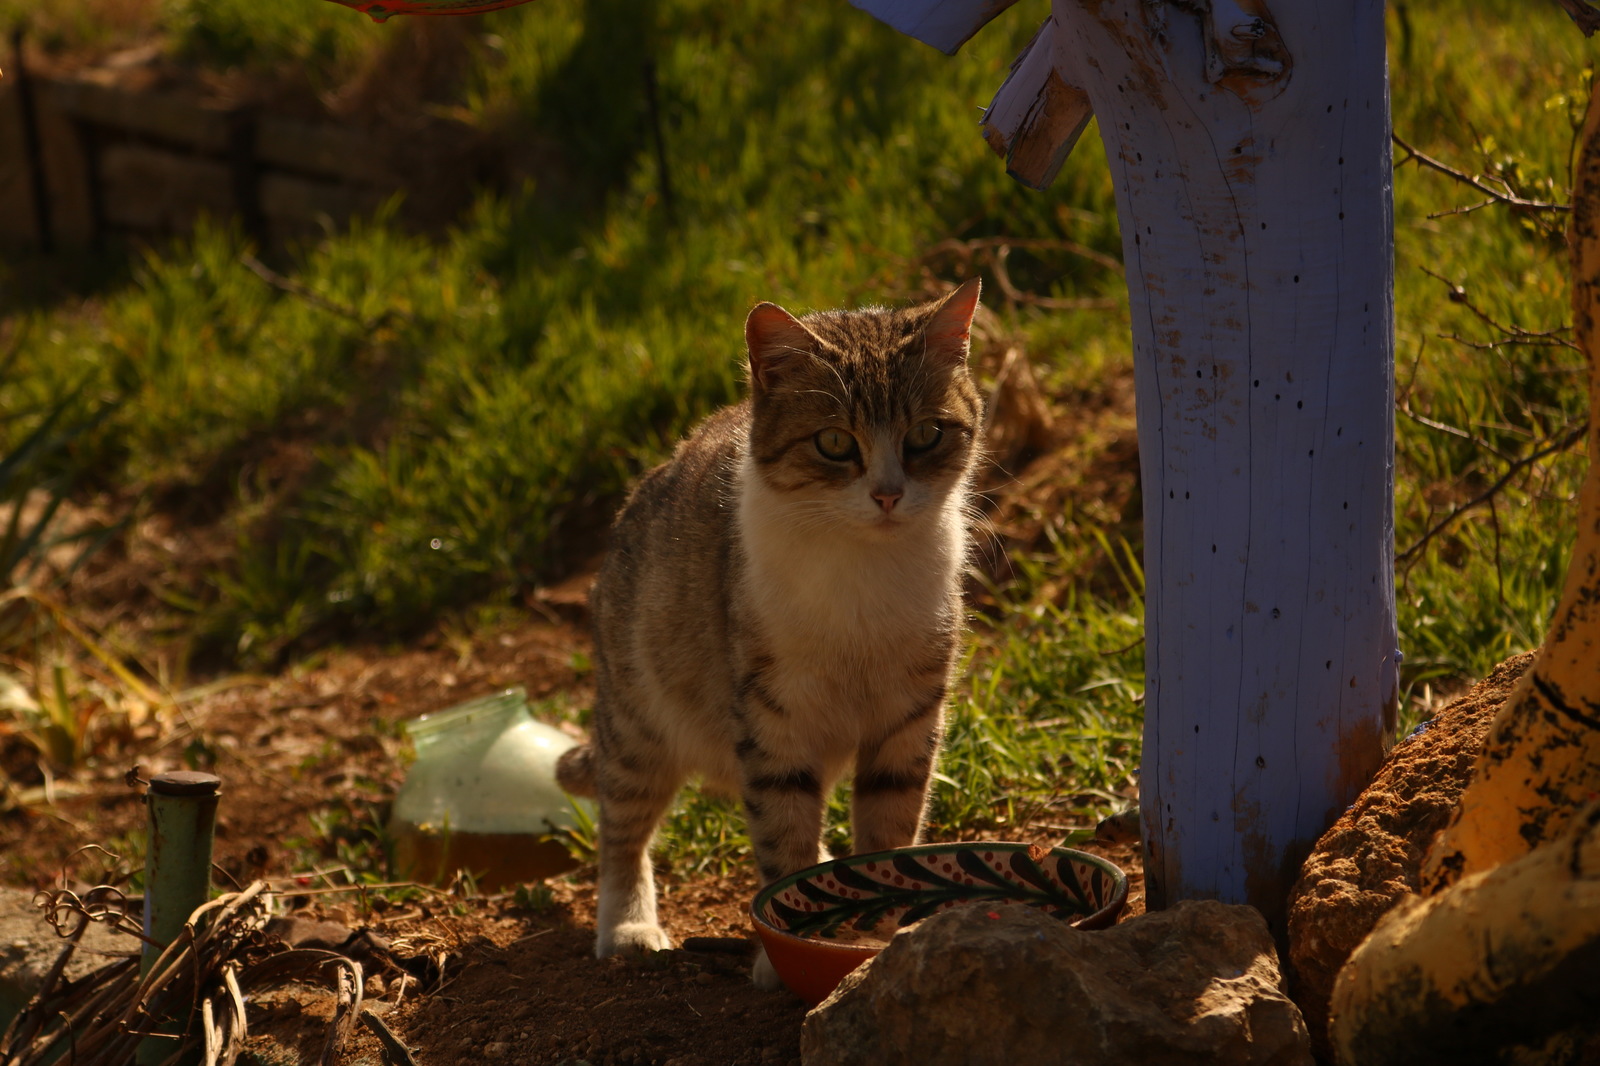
[
  {"left": 961, "top": 503, "right": 1006, "bottom": 574},
  {"left": 817, "top": 357, "right": 855, "bottom": 412},
  {"left": 973, "top": 447, "right": 1022, "bottom": 491},
  {"left": 770, "top": 502, "right": 847, "bottom": 536}
]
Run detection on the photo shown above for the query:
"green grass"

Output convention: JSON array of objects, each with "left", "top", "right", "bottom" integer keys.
[
  {"left": 1387, "top": 0, "right": 1593, "bottom": 696},
  {"left": 2, "top": 0, "right": 1123, "bottom": 665},
  {"left": 165, "top": 0, "right": 382, "bottom": 84},
  {"left": 0, "top": 0, "right": 1594, "bottom": 867}
]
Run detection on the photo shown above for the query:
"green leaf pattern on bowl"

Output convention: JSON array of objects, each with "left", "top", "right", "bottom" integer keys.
[{"left": 765, "top": 844, "right": 1117, "bottom": 941}]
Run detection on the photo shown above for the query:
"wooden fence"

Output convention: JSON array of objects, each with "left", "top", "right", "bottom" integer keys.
[{"left": 0, "top": 56, "right": 482, "bottom": 253}]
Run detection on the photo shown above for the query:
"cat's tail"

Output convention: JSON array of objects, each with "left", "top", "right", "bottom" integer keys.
[{"left": 556, "top": 743, "right": 598, "bottom": 798}]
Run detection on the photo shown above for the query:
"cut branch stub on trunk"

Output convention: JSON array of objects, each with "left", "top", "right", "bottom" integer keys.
[
  {"left": 1168, "top": 0, "right": 1292, "bottom": 100},
  {"left": 979, "top": 19, "right": 1093, "bottom": 191},
  {"left": 978, "top": 0, "right": 1294, "bottom": 189}
]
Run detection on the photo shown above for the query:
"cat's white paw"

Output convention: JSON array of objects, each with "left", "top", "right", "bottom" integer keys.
[
  {"left": 597, "top": 922, "right": 674, "bottom": 958},
  {"left": 750, "top": 945, "right": 784, "bottom": 991}
]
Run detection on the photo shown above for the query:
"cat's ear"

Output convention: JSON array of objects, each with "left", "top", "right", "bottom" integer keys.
[
  {"left": 745, "top": 302, "right": 818, "bottom": 390},
  {"left": 923, "top": 278, "right": 982, "bottom": 369}
]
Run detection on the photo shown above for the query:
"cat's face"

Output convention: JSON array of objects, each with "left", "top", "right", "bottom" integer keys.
[{"left": 742, "top": 281, "right": 984, "bottom": 536}]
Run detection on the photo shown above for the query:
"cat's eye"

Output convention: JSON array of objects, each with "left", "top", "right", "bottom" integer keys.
[
  {"left": 814, "top": 428, "right": 858, "bottom": 461},
  {"left": 905, "top": 421, "right": 942, "bottom": 452}
]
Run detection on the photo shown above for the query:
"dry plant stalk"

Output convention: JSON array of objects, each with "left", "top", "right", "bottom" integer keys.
[{"left": 0, "top": 880, "right": 364, "bottom": 1066}]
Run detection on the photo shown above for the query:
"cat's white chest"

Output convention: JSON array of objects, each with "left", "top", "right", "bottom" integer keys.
[
  {"left": 749, "top": 539, "right": 942, "bottom": 652},
  {"left": 735, "top": 473, "right": 963, "bottom": 728}
]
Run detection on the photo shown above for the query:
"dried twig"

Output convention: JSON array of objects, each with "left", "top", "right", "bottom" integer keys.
[
  {"left": 1426, "top": 196, "right": 1508, "bottom": 222},
  {"left": 0, "top": 881, "right": 370, "bottom": 1066},
  {"left": 1393, "top": 260, "right": 1588, "bottom": 573},
  {"left": 1438, "top": 332, "right": 1581, "bottom": 351},
  {"left": 937, "top": 235, "right": 1125, "bottom": 276},
  {"left": 1393, "top": 133, "right": 1571, "bottom": 213},
  {"left": 1397, "top": 419, "right": 1590, "bottom": 565},
  {"left": 919, "top": 236, "right": 1123, "bottom": 311},
  {"left": 1419, "top": 267, "right": 1580, "bottom": 349},
  {"left": 319, "top": 958, "right": 364, "bottom": 1066},
  {"left": 361, "top": 1009, "right": 422, "bottom": 1066},
  {"left": 1398, "top": 404, "right": 1513, "bottom": 463}
]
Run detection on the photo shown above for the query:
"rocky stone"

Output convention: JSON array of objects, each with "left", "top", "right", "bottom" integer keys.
[
  {"left": 801, "top": 899, "right": 1311, "bottom": 1066},
  {"left": 1285, "top": 651, "right": 1533, "bottom": 1061}
]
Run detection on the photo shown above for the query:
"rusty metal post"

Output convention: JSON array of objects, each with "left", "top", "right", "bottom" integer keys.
[{"left": 138, "top": 771, "right": 220, "bottom": 1066}]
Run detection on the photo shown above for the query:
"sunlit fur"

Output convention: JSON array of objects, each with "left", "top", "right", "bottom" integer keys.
[{"left": 557, "top": 281, "right": 984, "bottom": 988}]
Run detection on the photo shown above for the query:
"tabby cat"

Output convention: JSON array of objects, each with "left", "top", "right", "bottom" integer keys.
[{"left": 556, "top": 280, "right": 984, "bottom": 987}]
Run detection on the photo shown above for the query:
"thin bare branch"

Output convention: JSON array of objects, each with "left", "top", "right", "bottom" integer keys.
[
  {"left": 1438, "top": 333, "right": 1581, "bottom": 353},
  {"left": 1427, "top": 197, "right": 1504, "bottom": 221},
  {"left": 1393, "top": 133, "right": 1571, "bottom": 212},
  {"left": 989, "top": 244, "right": 1119, "bottom": 311},
  {"left": 1398, "top": 419, "right": 1590, "bottom": 565},
  {"left": 1398, "top": 334, "right": 1429, "bottom": 408},
  {"left": 1398, "top": 403, "right": 1513, "bottom": 463},
  {"left": 924, "top": 235, "right": 1125, "bottom": 275},
  {"left": 1489, "top": 493, "right": 1507, "bottom": 607},
  {"left": 914, "top": 235, "right": 1124, "bottom": 312},
  {"left": 1418, "top": 267, "right": 1580, "bottom": 346}
]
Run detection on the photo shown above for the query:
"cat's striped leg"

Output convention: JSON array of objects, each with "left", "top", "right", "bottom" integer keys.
[
  {"left": 739, "top": 743, "right": 827, "bottom": 989},
  {"left": 852, "top": 689, "right": 945, "bottom": 854},
  {"left": 741, "top": 761, "right": 828, "bottom": 883},
  {"left": 594, "top": 772, "right": 678, "bottom": 958}
]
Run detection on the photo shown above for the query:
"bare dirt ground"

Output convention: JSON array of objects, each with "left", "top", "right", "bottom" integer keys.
[
  {"left": 0, "top": 603, "right": 1144, "bottom": 1065},
  {"left": 0, "top": 353, "right": 1146, "bottom": 1063}
]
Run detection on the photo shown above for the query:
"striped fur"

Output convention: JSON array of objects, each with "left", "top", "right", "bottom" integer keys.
[{"left": 568, "top": 280, "right": 984, "bottom": 986}]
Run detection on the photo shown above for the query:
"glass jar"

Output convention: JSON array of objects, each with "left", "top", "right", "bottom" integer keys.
[{"left": 389, "top": 686, "right": 594, "bottom": 891}]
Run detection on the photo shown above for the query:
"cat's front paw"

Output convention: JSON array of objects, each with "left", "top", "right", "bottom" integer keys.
[
  {"left": 597, "top": 921, "right": 674, "bottom": 958},
  {"left": 750, "top": 945, "right": 784, "bottom": 991}
]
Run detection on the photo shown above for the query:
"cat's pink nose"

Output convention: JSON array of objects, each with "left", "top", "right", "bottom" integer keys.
[{"left": 872, "top": 489, "right": 902, "bottom": 513}]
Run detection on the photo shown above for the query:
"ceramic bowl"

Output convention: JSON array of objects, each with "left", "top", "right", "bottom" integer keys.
[{"left": 750, "top": 841, "right": 1128, "bottom": 1005}]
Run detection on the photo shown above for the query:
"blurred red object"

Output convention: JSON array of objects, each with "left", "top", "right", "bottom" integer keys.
[{"left": 325, "top": 0, "right": 537, "bottom": 20}]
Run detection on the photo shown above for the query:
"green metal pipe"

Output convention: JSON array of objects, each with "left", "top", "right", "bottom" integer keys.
[{"left": 138, "top": 770, "right": 220, "bottom": 1066}]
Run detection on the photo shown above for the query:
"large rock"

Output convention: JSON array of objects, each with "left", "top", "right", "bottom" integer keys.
[
  {"left": 1285, "top": 652, "right": 1533, "bottom": 1061},
  {"left": 801, "top": 899, "right": 1311, "bottom": 1066}
]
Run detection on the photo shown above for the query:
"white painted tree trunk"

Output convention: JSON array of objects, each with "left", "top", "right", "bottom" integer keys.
[
  {"left": 856, "top": 0, "right": 1398, "bottom": 932},
  {"left": 1045, "top": 0, "right": 1398, "bottom": 930}
]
